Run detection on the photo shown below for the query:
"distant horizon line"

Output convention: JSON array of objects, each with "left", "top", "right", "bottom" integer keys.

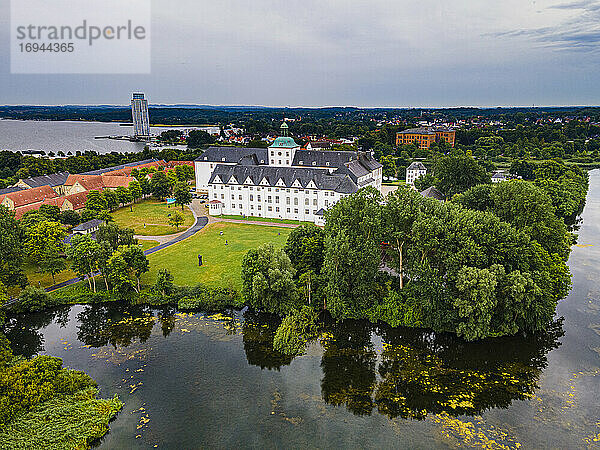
[{"left": 1, "top": 103, "right": 600, "bottom": 110}]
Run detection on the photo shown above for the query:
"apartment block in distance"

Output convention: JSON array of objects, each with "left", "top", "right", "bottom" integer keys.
[
  {"left": 131, "top": 93, "right": 150, "bottom": 138},
  {"left": 396, "top": 127, "right": 456, "bottom": 150}
]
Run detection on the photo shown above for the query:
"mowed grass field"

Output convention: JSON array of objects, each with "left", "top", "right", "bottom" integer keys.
[
  {"left": 111, "top": 199, "right": 195, "bottom": 236},
  {"left": 142, "top": 222, "right": 292, "bottom": 290}
]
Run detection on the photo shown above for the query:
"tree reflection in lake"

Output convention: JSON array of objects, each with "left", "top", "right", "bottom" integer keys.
[
  {"left": 242, "top": 310, "right": 293, "bottom": 370},
  {"left": 3, "top": 305, "right": 71, "bottom": 357},
  {"left": 324, "top": 319, "right": 564, "bottom": 420},
  {"left": 76, "top": 303, "right": 156, "bottom": 348},
  {"left": 320, "top": 320, "right": 377, "bottom": 416}
]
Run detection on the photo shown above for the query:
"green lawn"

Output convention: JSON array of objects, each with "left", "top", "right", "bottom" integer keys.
[
  {"left": 139, "top": 240, "right": 159, "bottom": 252},
  {"left": 142, "top": 222, "right": 292, "bottom": 290},
  {"left": 111, "top": 199, "right": 195, "bottom": 236},
  {"left": 218, "top": 214, "right": 312, "bottom": 225},
  {"left": 24, "top": 262, "right": 77, "bottom": 291}
]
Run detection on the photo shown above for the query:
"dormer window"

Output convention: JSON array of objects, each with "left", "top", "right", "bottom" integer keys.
[
  {"left": 221, "top": 157, "right": 226, "bottom": 162},
  {"left": 312, "top": 161, "right": 316, "bottom": 166},
  {"left": 299, "top": 160, "right": 303, "bottom": 165},
  {"left": 326, "top": 162, "right": 330, "bottom": 166}
]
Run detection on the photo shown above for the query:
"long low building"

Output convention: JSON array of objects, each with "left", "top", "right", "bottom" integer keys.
[{"left": 196, "top": 123, "right": 382, "bottom": 224}]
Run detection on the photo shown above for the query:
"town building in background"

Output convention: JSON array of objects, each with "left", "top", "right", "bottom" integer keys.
[
  {"left": 405, "top": 162, "right": 428, "bottom": 185},
  {"left": 131, "top": 92, "right": 150, "bottom": 138},
  {"left": 396, "top": 127, "right": 456, "bottom": 149}
]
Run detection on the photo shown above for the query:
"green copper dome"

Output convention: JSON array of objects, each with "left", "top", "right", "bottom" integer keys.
[{"left": 270, "top": 136, "right": 299, "bottom": 148}]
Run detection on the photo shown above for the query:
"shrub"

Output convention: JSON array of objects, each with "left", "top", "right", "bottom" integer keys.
[
  {"left": 15, "top": 286, "right": 49, "bottom": 313},
  {"left": 273, "top": 306, "right": 319, "bottom": 356}
]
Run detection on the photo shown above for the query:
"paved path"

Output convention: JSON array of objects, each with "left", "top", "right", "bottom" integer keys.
[{"left": 44, "top": 213, "right": 209, "bottom": 293}]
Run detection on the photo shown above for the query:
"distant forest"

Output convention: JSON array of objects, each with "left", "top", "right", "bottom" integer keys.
[{"left": 3, "top": 105, "right": 600, "bottom": 127}]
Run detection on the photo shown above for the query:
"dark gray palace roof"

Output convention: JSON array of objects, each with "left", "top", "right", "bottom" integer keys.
[
  {"left": 82, "top": 159, "right": 160, "bottom": 176},
  {"left": 195, "top": 147, "right": 269, "bottom": 165},
  {"left": 420, "top": 186, "right": 445, "bottom": 201},
  {"left": 208, "top": 164, "right": 359, "bottom": 194},
  {"left": 72, "top": 218, "right": 104, "bottom": 232},
  {"left": 407, "top": 162, "right": 427, "bottom": 171},
  {"left": 0, "top": 186, "right": 24, "bottom": 195},
  {"left": 19, "top": 171, "right": 70, "bottom": 188},
  {"left": 292, "top": 149, "right": 356, "bottom": 168}
]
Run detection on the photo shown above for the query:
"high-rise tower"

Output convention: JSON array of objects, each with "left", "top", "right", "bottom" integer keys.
[{"left": 131, "top": 93, "right": 150, "bottom": 138}]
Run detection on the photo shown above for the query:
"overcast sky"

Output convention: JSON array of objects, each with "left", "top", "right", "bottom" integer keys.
[{"left": 1, "top": 0, "right": 599, "bottom": 107}]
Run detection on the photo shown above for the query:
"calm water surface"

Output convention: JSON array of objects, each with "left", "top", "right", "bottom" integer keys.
[
  {"left": 4, "top": 171, "right": 600, "bottom": 449},
  {"left": 0, "top": 120, "right": 186, "bottom": 154}
]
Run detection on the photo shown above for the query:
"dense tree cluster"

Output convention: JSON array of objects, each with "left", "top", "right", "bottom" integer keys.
[{"left": 242, "top": 167, "right": 580, "bottom": 341}]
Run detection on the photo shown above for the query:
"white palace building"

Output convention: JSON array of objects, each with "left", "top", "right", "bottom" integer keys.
[{"left": 194, "top": 123, "right": 382, "bottom": 225}]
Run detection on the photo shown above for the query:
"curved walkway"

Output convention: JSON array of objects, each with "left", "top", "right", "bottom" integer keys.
[{"left": 45, "top": 214, "right": 209, "bottom": 293}]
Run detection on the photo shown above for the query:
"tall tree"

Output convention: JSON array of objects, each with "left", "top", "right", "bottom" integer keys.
[
  {"left": 85, "top": 190, "right": 108, "bottom": 213},
  {"left": 434, "top": 154, "right": 490, "bottom": 197},
  {"left": 241, "top": 243, "right": 299, "bottom": 315},
  {"left": 120, "top": 245, "right": 150, "bottom": 293},
  {"left": 129, "top": 179, "right": 143, "bottom": 204},
  {"left": 173, "top": 182, "right": 192, "bottom": 210},
  {"left": 115, "top": 186, "right": 133, "bottom": 211},
  {"left": 168, "top": 210, "right": 185, "bottom": 229},
  {"left": 66, "top": 234, "right": 101, "bottom": 292},
  {"left": 24, "top": 221, "right": 66, "bottom": 283},
  {"left": 150, "top": 171, "right": 171, "bottom": 200},
  {"left": 0, "top": 206, "right": 26, "bottom": 287}
]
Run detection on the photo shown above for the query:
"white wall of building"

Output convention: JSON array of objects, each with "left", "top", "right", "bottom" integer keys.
[
  {"left": 406, "top": 168, "right": 427, "bottom": 185},
  {"left": 208, "top": 182, "right": 348, "bottom": 223}
]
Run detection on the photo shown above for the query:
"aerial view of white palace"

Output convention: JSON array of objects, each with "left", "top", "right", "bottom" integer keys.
[{"left": 194, "top": 123, "right": 382, "bottom": 224}]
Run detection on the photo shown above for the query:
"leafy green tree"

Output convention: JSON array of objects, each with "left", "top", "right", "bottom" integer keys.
[
  {"left": 151, "top": 171, "right": 171, "bottom": 200},
  {"left": 173, "top": 182, "right": 192, "bottom": 210},
  {"left": 323, "top": 187, "right": 385, "bottom": 319},
  {"left": 129, "top": 179, "right": 143, "bottom": 204},
  {"left": 85, "top": 190, "right": 107, "bottom": 213},
  {"left": 153, "top": 269, "right": 174, "bottom": 296},
  {"left": 16, "top": 286, "right": 49, "bottom": 313},
  {"left": 115, "top": 186, "right": 132, "bottom": 211},
  {"left": 273, "top": 306, "right": 319, "bottom": 356},
  {"left": 19, "top": 211, "right": 48, "bottom": 230},
  {"left": 59, "top": 210, "right": 80, "bottom": 226},
  {"left": 139, "top": 176, "right": 152, "bottom": 197},
  {"left": 106, "top": 251, "right": 134, "bottom": 297},
  {"left": 38, "top": 204, "right": 60, "bottom": 221},
  {"left": 24, "top": 221, "right": 66, "bottom": 283},
  {"left": 187, "top": 130, "right": 216, "bottom": 148},
  {"left": 454, "top": 181, "right": 570, "bottom": 259},
  {"left": 382, "top": 186, "right": 423, "bottom": 289},
  {"left": 103, "top": 189, "right": 119, "bottom": 211},
  {"left": 241, "top": 243, "right": 299, "bottom": 315},
  {"left": 284, "top": 224, "right": 325, "bottom": 275},
  {"left": 175, "top": 164, "right": 194, "bottom": 182},
  {"left": 120, "top": 245, "right": 150, "bottom": 293},
  {"left": 381, "top": 155, "right": 397, "bottom": 179},
  {"left": 413, "top": 173, "right": 439, "bottom": 192},
  {"left": 0, "top": 206, "right": 26, "bottom": 287},
  {"left": 66, "top": 234, "right": 102, "bottom": 292},
  {"left": 434, "top": 154, "right": 490, "bottom": 197},
  {"left": 97, "top": 223, "right": 137, "bottom": 251},
  {"left": 168, "top": 210, "right": 185, "bottom": 229}
]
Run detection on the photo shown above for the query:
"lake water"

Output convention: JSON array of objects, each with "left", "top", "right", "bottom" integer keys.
[
  {"left": 4, "top": 171, "right": 600, "bottom": 449},
  {"left": 0, "top": 120, "right": 186, "bottom": 154}
]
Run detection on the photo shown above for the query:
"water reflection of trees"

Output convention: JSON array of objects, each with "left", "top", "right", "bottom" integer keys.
[
  {"left": 322, "top": 320, "right": 564, "bottom": 419},
  {"left": 2, "top": 306, "right": 71, "bottom": 358},
  {"left": 76, "top": 303, "right": 156, "bottom": 348},
  {"left": 320, "top": 321, "right": 377, "bottom": 416},
  {"left": 241, "top": 310, "right": 293, "bottom": 370}
]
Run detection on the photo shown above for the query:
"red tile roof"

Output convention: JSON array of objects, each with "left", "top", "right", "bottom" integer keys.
[{"left": 3, "top": 185, "right": 58, "bottom": 208}]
